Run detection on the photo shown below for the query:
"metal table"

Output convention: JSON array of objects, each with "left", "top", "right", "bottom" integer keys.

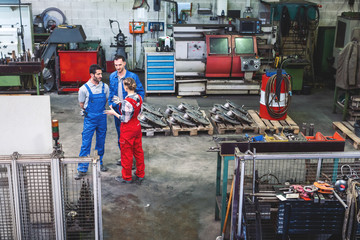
[{"left": 0, "top": 62, "right": 43, "bottom": 95}]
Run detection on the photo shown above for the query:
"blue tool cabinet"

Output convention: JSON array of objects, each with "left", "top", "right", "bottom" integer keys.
[{"left": 145, "top": 52, "right": 175, "bottom": 93}]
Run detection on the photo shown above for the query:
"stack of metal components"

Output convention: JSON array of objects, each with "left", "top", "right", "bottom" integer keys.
[
  {"left": 138, "top": 103, "right": 168, "bottom": 129},
  {"left": 164, "top": 102, "right": 211, "bottom": 127},
  {"left": 210, "top": 100, "right": 253, "bottom": 125}
]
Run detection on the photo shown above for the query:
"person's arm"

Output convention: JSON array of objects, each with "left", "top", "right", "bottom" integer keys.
[
  {"left": 104, "top": 101, "right": 134, "bottom": 123},
  {"left": 108, "top": 73, "right": 117, "bottom": 108},
  {"left": 79, "top": 102, "right": 85, "bottom": 110},
  {"left": 133, "top": 74, "right": 145, "bottom": 100}
]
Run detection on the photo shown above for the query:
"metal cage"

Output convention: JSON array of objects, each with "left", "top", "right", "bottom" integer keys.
[
  {"left": 0, "top": 153, "right": 103, "bottom": 240},
  {"left": 230, "top": 150, "right": 360, "bottom": 240}
]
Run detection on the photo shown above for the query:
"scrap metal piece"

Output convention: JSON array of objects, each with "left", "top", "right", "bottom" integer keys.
[
  {"left": 230, "top": 109, "right": 253, "bottom": 124},
  {"left": 185, "top": 110, "right": 210, "bottom": 125},
  {"left": 171, "top": 113, "right": 197, "bottom": 127},
  {"left": 141, "top": 112, "right": 167, "bottom": 127},
  {"left": 142, "top": 103, "right": 163, "bottom": 117}
]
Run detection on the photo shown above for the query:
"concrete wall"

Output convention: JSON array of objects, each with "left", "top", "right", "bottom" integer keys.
[{"left": 24, "top": 0, "right": 360, "bottom": 68}]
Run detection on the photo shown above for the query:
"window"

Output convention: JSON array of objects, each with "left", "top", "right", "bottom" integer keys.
[
  {"left": 235, "top": 37, "right": 254, "bottom": 54},
  {"left": 209, "top": 38, "right": 229, "bottom": 54}
]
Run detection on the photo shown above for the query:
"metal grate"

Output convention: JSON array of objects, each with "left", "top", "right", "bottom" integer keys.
[
  {"left": 0, "top": 164, "right": 15, "bottom": 239},
  {"left": 17, "top": 163, "right": 56, "bottom": 240},
  {"left": 61, "top": 163, "right": 95, "bottom": 240}
]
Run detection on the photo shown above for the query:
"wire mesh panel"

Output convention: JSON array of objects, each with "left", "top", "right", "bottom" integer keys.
[
  {"left": 17, "top": 163, "right": 56, "bottom": 240},
  {"left": 0, "top": 164, "right": 15, "bottom": 239},
  {"left": 60, "top": 162, "right": 96, "bottom": 240}
]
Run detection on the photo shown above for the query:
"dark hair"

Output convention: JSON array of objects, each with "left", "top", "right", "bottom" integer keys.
[
  {"left": 114, "top": 55, "right": 126, "bottom": 62},
  {"left": 89, "top": 64, "right": 102, "bottom": 74},
  {"left": 123, "top": 77, "right": 137, "bottom": 91}
]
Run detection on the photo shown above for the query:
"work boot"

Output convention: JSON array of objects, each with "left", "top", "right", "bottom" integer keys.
[
  {"left": 133, "top": 174, "right": 144, "bottom": 185},
  {"left": 100, "top": 165, "right": 108, "bottom": 172},
  {"left": 115, "top": 176, "right": 133, "bottom": 184},
  {"left": 116, "top": 159, "right": 121, "bottom": 166},
  {"left": 74, "top": 171, "right": 87, "bottom": 180}
]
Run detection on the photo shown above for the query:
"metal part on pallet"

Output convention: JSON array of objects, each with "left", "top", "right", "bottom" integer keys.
[
  {"left": 170, "top": 113, "right": 197, "bottom": 127},
  {"left": 139, "top": 120, "right": 153, "bottom": 128},
  {"left": 211, "top": 114, "right": 223, "bottom": 123},
  {"left": 226, "top": 100, "right": 248, "bottom": 114},
  {"left": 185, "top": 110, "right": 210, "bottom": 125},
  {"left": 209, "top": 104, "right": 228, "bottom": 114},
  {"left": 142, "top": 103, "right": 163, "bottom": 117},
  {"left": 177, "top": 102, "right": 199, "bottom": 112},
  {"left": 217, "top": 112, "right": 242, "bottom": 125},
  {"left": 230, "top": 109, "right": 253, "bottom": 124},
  {"left": 164, "top": 105, "right": 181, "bottom": 118},
  {"left": 140, "top": 112, "right": 167, "bottom": 127}
]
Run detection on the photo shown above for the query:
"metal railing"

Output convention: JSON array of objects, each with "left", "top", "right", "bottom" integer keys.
[
  {"left": 0, "top": 152, "right": 103, "bottom": 240},
  {"left": 231, "top": 150, "right": 360, "bottom": 240}
]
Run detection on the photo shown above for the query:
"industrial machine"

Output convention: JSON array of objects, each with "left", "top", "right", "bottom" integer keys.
[
  {"left": 40, "top": 25, "right": 105, "bottom": 92},
  {"left": 173, "top": 24, "right": 261, "bottom": 96}
]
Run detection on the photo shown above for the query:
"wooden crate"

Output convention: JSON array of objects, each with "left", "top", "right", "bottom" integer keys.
[
  {"left": 168, "top": 110, "right": 214, "bottom": 136},
  {"left": 333, "top": 121, "right": 360, "bottom": 150},
  {"left": 248, "top": 110, "right": 299, "bottom": 134},
  {"left": 141, "top": 126, "right": 171, "bottom": 137},
  {"left": 210, "top": 117, "right": 258, "bottom": 134}
]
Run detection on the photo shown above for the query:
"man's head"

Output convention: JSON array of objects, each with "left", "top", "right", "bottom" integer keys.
[
  {"left": 114, "top": 55, "right": 126, "bottom": 75},
  {"left": 89, "top": 64, "right": 102, "bottom": 84}
]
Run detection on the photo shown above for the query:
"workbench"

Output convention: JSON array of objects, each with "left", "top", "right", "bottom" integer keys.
[{"left": 0, "top": 62, "right": 43, "bottom": 95}]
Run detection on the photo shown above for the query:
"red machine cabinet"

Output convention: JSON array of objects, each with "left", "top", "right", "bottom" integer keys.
[
  {"left": 205, "top": 34, "right": 258, "bottom": 78},
  {"left": 58, "top": 50, "right": 98, "bottom": 92},
  {"left": 231, "top": 35, "right": 257, "bottom": 77},
  {"left": 205, "top": 35, "right": 232, "bottom": 78}
]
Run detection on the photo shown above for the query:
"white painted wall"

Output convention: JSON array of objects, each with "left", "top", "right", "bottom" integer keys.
[{"left": 23, "top": 0, "right": 360, "bottom": 67}]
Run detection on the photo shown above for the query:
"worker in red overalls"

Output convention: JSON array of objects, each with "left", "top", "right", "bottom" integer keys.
[{"left": 104, "top": 77, "right": 145, "bottom": 184}]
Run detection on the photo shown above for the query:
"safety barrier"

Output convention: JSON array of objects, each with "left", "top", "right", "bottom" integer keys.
[
  {"left": 230, "top": 150, "right": 360, "bottom": 239},
  {"left": 0, "top": 152, "right": 102, "bottom": 240}
]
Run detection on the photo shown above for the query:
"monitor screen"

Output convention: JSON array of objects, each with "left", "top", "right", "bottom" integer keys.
[
  {"left": 234, "top": 37, "right": 254, "bottom": 54},
  {"left": 209, "top": 38, "right": 229, "bottom": 54},
  {"left": 241, "top": 22, "right": 255, "bottom": 32}
]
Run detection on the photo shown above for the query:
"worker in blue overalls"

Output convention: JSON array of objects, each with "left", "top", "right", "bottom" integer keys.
[{"left": 75, "top": 64, "right": 109, "bottom": 180}]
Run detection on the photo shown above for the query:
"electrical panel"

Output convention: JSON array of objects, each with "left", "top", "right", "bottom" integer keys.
[{"left": 148, "top": 22, "right": 164, "bottom": 32}]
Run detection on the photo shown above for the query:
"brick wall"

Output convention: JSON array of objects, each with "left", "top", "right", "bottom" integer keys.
[{"left": 25, "top": 0, "right": 359, "bottom": 66}]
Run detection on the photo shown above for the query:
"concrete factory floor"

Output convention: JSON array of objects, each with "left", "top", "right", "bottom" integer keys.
[{"left": 49, "top": 85, "right": 348, "bottom": 240}]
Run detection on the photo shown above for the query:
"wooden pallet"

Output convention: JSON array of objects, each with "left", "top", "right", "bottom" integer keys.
[
  {"left": 333, "top": 121, "right": 360, "bottom": 150},
  {"left": 210, "top": 117, "right": 258, "bottom": 134},
  {"left": 168, "top": 110, "right": 214, "bottom": 136},
  {"left": 141, "top": 126, "right": 171, "bottom": 137},
  {"left": 248, "top": 110, "right": 299, "bottom": 134}
]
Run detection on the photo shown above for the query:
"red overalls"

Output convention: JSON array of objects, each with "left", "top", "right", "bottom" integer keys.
[{"left": 119, "top": 95, "right": 145, "bottom": 181}]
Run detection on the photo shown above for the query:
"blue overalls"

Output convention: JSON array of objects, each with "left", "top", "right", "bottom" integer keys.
[{"left": 77, "top": 83, "right": 107, "bottom": 173}]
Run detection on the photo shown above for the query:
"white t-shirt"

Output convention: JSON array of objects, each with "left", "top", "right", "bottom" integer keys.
[{"left": 78, "top": 80, "right": 109, "bottom": 109}]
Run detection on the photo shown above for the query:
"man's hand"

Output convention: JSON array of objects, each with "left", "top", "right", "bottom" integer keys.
[
  {"left": 80, "top": 109, "right": 86, "bottom": 117},
  {"left": 112, "top": 96, "right": 121, "bottom": 105}
]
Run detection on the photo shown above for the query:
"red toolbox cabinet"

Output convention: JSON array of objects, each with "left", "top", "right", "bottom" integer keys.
[{"left": 58, "top": 50, "right": 98, "bottom": 92}]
